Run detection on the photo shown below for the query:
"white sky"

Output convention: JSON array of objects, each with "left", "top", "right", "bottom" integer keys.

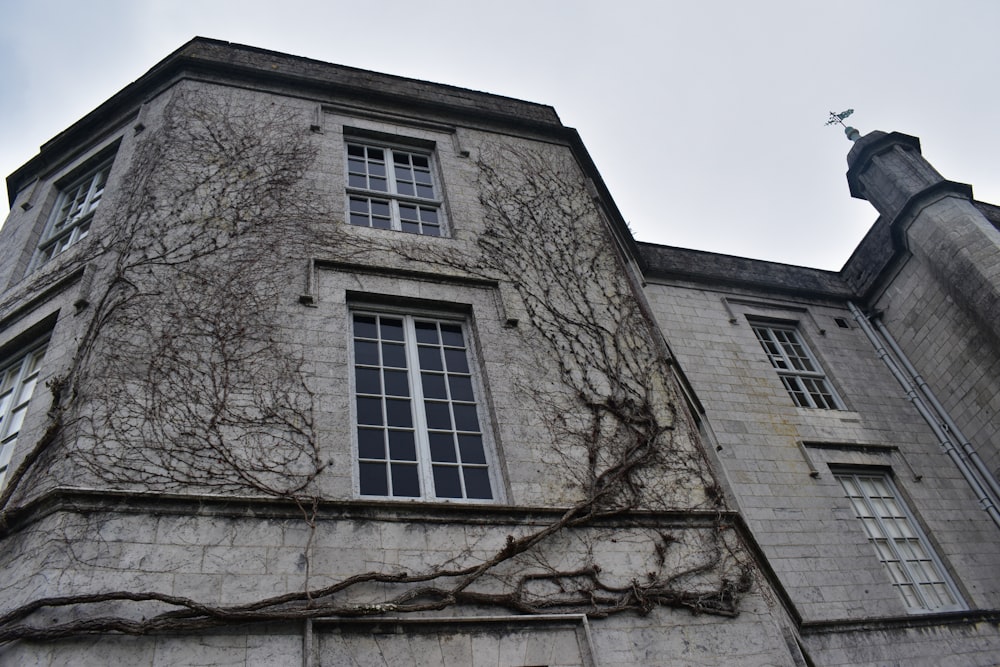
[{"left": 2, "top": 0, "right": 999, "bottom": 271}]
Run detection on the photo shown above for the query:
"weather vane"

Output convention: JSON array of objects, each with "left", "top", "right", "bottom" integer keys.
[{"left": 826, "top": 109, "right": 861, "bottom": 142}]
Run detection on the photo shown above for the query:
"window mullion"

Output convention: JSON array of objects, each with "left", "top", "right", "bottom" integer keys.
[{"left": 404, "top": 316, "right": 434, "bottom": 499}]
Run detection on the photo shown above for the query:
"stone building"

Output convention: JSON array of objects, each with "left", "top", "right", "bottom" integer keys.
[{"left": 0, "top": 38, "right": 997, "bottom": 666}]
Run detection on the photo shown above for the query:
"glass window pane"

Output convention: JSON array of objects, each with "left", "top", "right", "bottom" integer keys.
[
  {"left": 421, "top": 372, "right": 447, "bottom": 399},
  {"left": 380, "top": 318, "right": 404, "bottom": 341},
  {"left": 424, "top": 401, "right": 452, "bottom": 430},
  {"left": 385, "top": 398, "right": 413, "bottom": 428},
  {"left": 429, "top": 432, "right": 457, "bottom": 462},
  {"left": 357, "top": 428, "right": 385, "bottom": 459},
  {"left": 354, "top": 340, "right": 379, "bottom": 366},
  {"left": 355, "top": 368, "right": 381, "bottom": 395},
  {"left": 383, "top": 369, "right": 410, "bottom": 397},
  {"left": 414, "top": 321, "right": 438, "bottom": 344},
  {"left": 453, "top": 404, "right": 480, "bottom": 432},
  {"left": 391, "top": 464, "right": 420, "bottom": 497},
  {"left": 444, "top": 349, "right": 469, "bottom": 373},
  {"left": 356, "top": 397, "right": 383, "bottom": 426},
  {"left": 381, "top": 343, "right": 407, "bottom": 368},
  {"left": 463, "top": 468, "right": 493, "bottom": 500},
  {"left": 458, "top": 435, "right": 486, "bottom": 464},
  {"left": 448, "top": 375, "right": 474, "bottom": 401},
  {"left": 418, "top": 346, "right": 443, "bottom": 371},
  {"left": 388, "top": 430, "right": 416, "bottom": 461},
  {"left": 359, "top": 462, "right": 388, "bottom": 495},
  {"left": 433, "top": 465, "right": 462, "bottom": 498}
]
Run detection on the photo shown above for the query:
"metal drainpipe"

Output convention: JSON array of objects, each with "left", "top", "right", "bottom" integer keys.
[
  {"left": 872, "top": 316, "right": 1000, "bottom": 504},
  {"left": 848, "top": 302, "right": 1000, "bottom": 528}
]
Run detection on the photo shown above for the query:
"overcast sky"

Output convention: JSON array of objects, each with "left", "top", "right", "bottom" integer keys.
[{"left": 2, "top": 0, "right": 998, "bottom": 270}]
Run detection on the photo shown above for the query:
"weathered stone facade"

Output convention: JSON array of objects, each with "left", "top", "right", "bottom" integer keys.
[{"left": 0, "top": 38, "right": 997, "bottom": 666}]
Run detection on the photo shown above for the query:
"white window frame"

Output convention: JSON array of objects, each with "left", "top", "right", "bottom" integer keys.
[
  {"left": 345, "top": 141, "right": 445, "bottom": 236},
  {"left": 836, "top": 470, "right": 964, "bottom": 613},
  {"left": 751, "top": 322, "right": 843, "bottom": 409},
  {"left": 349, "top": 307, "right": 498, "bottom": 502},
  {"left": 36, "top": 159, "right": 113, "bottom": 267},
  {"left": 0, "top": 340, "right": 48, "bottom": 488}
]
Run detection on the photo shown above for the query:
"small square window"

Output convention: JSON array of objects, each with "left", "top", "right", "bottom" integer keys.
[
  {"left": 836, "top": 471, "right": 964, "bottom": 613},
  {"left": 35, "top": 159, "right": 113, "bottom": 267},
  {"left": 351, "top": 311, "right": 495, "bottom": 501},
  {"left": 0, "top": 340, "right": 48, "bottom": 489},
  {"left": 345, "top": 142, "right": 443, "bottom": 236},
  {"left": 751, "top": 323, "right": 843, "bottom": 409}
]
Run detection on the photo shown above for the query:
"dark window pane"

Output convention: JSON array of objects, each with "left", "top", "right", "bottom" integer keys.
[
  {"left": 348, "top": 174, "right": 367, "bottom": 189},
  {"left": 453, "top": 404, "right": 480, "bottom": 432},
  {"left": 359, "top": 462, "right": 388, "bottom": 495},
  {"left": 372, "top": 201, "right": 391, "bottom": 216},
  {"left": 383, "top": 369, "right": 410, "bottom": 397},
  {"left": 429, "top": 432, "right": 457, "bottom": 462},
  {"left": 399, "top": 203, "right": 417, "bottom": 220},
  {"left": 463, "top": 468, "right": 492, "bottom": 499},
  {"left": 372, "top": 217, "right": 392, "bottom": 229},
  {"left": 357, "top": 428, "right": 385, "bottom": 459},
  {"left": 388, "top": 430, "right": 417, "bottom": 460},
  {"left": 412, "top": 155, "right": 429, "bottom": 168},
  {"left": 414, "top": 321, "right": 438, "bottom": 344},
  {"left": 444, "top": 348, "right": 469, "bottom": 373},
  {"left": 356, "top": 397, "right": 383, "bottom": 426},
  {"left": 381, "top": 343, "right": 407, "bottom": 368},
  {"left": 348, "top": 145, "right": 365, "bottom": 157},
  {"left": 354, "top": 341, "right": 379, "bottom": 366},
  {"left": 391, "top": 464, "right": 420, "bottom": 497},
  {"left": 421, "top": 209, "right": 439, "bottom": 223},
  {"left": 350, "top": 213, "right": 370, "bottom": 227},
  {"left": 440, "top": 324, "right": 464, "bottom": 347},
  {"left": 433, "top": 466, "right": 462, "bottom": 498},
  {"left": 424, "top": 401, "right": 452, "bottom": 430},
  {"left": 448, "top": 375, "right": 474, "bottom": 401},
  {"left": 353, "top": 315, "right": 378, "bottom": 338},
  {"left": 355, "top": 367, "right": 381, "bottom": 395},
  {"left": 422, "top": 225, "right": 440, "bottom": 237},
  {"left": 458, "top": 435, "right": 486, "bottom": 464},
  {"left": 368, "top": 148, "right": 384, "bottom": 160},
  {"left": 401, "top": 222, "right": 420, "bottom": 234},
  {"left": 421, "top": 372, "right": 447, "bottom": 399},
  {"left": 380, "top": 318, "right": 404, "bottom": 341},
  {"left": 393, "top": 152, "right": 409, "bottom": 165},
  {"left": 385, "top": 398, "right": 413, "bottom": 427},
  {"left": 418, "top": 346, "right": 443, "bottom": 371},
  {"left": 416, "top": 184, "right": 434, "bottom": 198}
]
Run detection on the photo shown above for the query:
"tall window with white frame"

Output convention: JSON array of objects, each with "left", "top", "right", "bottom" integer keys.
[
  {"left": 346, "top": 142, "right": 443, "bottom": 236},
  {"left": 751, "top": 322, "right": 843, "bottom": 409},
  {"left": 836, "top": 470, "right": 964, "bottom": 613},
  {"left": 36, "top": 159, "right": 113, "bottom": 267},
  {"left": 0, "top": 341, "right": 48, "bottom": 488},
  {"left": 351, "top": 311, "right": 494, "bottom": 501}
]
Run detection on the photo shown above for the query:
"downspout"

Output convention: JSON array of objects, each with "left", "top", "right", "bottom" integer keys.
[
  {"left": 848, "top": 302, "right": 1000, "bottom": 528},
  {"left": 872, "top": 316, "right": 1000, "bottom": 504}
]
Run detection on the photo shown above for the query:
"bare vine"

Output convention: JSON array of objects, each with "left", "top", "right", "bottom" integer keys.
[{"left": 0, "top": 96, "right": 752, "bottom": 645}]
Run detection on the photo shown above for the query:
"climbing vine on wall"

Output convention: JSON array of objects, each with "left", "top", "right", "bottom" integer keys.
[{"left": 0, "top": 93, "right": 752, "bottom": 644}]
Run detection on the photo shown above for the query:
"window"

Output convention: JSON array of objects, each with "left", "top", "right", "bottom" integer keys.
[
  {"left": 0, "top": 341, "right": 48, "bottom": 488},
  {"left": 836, "top": 471, "right": 963, "bottom": 613},
  {"left": 351, "top": 311, "right": 494, "bottom": 501},
  {"left": 751, "top": 323, "right": 842, "bottom": 409},
  {"left": 37, "top": 160, "right": 112, "bottom": 266},
  {"left": 346, "top": 143, "right": 443, "bottom": 236}
]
